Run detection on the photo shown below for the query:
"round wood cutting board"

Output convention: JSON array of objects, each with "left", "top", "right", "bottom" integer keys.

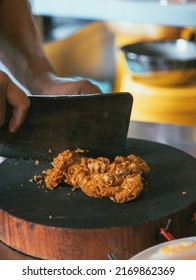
[{"left": 0, "top": 139, "right": 195, "bottom": 259}]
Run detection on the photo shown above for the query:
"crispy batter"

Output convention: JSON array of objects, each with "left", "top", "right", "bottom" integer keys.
[{"left": 44, "top": 149, "right": 150, "bottom": 203}]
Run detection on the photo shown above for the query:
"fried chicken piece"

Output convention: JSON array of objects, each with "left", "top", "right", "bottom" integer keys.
[
  {"left": 44, "top": 149, "right": 83, "bottom": 189},
  {"left": 79, "top": 173, "right": 143, "bottom": 203},
  {"left": 44, "top": 149, "right": 150, "bottom": 203}
]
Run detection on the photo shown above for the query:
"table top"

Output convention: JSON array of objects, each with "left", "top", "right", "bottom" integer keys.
[
  {"left": 128, "top": 120, "right": 196, "bottom": 158},
  {"left": 0, "top": 120, "right": 195, "bottom": 260}
]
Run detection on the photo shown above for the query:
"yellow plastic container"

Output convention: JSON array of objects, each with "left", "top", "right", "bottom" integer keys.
[{"left": 118, "top": 72, "right": 196, "bottom": 125}]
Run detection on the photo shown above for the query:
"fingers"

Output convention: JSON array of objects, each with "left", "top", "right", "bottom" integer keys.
[
  {"left": 0, "top": 91, "right": 6, "bottom": 128},
  {"left": 38, "top": 77, "right": 103, "bottom": 96},
  {"left": 0, "top": 71, "right": 30, "bottom": 133},
  {"left": 0, "top": 71, "right": 8, "bottom": 128},
  {"left": 7, "top": 80, "right": 30, "bottom": 133},
  {"left": 78, "top": 80, "right": 103, "bottom": 94}
]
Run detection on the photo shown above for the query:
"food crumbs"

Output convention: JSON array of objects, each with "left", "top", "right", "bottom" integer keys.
[
  {"left": 37, "top": 180, "right": 43, "bottom": 184},
  {"left": 182, "top": 191, "right": 187, "bottom": 195},
  {"left": 49, "top": 214, "right": 52, "bottom": 219},
  {"left": 33, "top": 175, "right": 42, "bottom": 181},
  {"left": 48, "top": 149, "right": 52, "bottom": 154},
  {"left": 34, "top": 160, "right": 39, "bottom": 165}
]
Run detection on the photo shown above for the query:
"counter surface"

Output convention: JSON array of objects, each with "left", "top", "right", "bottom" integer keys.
[{"left": 0, "top": 120, "right": 195, "bottom": 260}]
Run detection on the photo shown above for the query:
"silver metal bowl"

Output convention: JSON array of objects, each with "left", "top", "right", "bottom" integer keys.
[{"left": 121, "top": 39, "right": 196, "bottom": 86}]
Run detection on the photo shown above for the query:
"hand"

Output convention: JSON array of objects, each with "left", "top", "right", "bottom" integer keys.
[
  {"left": 0, "top": 71, "right": 30, "bottom": 133},
  {"left": 28, "top": 74, "right": 102, "bottom": 95},
  {"left": 0, "top": 72, "right": 101, "bottom": 132}
]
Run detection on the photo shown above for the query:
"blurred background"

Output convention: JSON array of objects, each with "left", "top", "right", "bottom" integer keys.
[
  {"left": 2, "top": 0, "right": 195, "bottom": 125},
  {"left": 29, "top": 0, "right": 196, "bottom": 126}
]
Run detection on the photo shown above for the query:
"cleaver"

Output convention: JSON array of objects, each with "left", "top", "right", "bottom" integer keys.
[{"left": 0, "top": 92, "right": 133, "bottom": 160}]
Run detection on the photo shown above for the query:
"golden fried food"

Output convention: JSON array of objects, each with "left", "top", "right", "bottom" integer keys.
[{"left": 44, "top": 149, "right": 150, "bottom": 203}]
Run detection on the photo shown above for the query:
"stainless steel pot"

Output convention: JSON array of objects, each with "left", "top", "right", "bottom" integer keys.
[{"left": 121, "top": 39, "right": 196, "bottom": 86}]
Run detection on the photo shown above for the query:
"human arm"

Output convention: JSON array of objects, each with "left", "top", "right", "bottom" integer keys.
[{"left": 0, "top": 0, "right": 101, "bottom": 95}]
